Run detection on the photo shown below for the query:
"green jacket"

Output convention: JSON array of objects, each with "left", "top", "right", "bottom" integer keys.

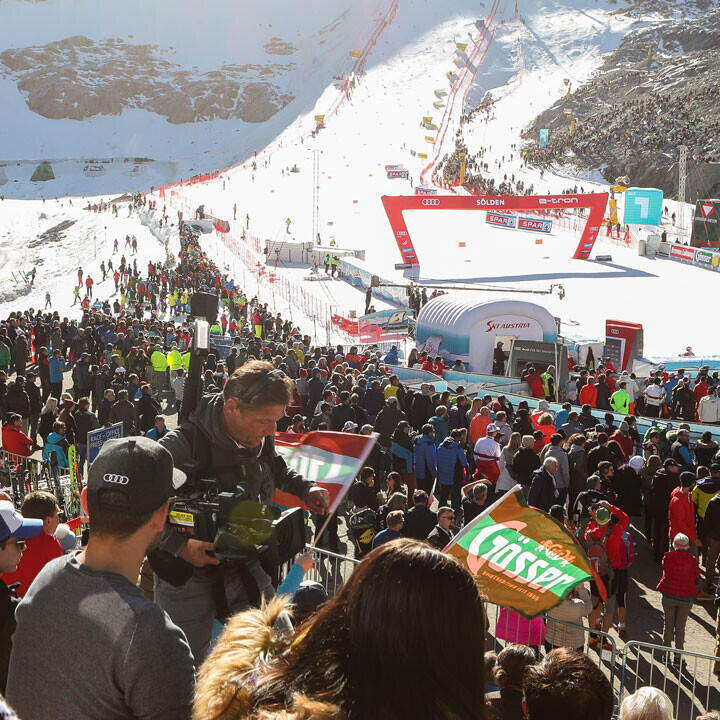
[
  {"left": 610, "top": 389, "right": 630, "bottom": 414},
  {"left": 167, "top": 349, "right": 183, "bottom": 371},
  {"left": 150, "top": 350, "right": 168, "bottom": 372},
  {"left": 540, "top": 372, "right": 555, "bottom": 397},
  {"left": 0, "top": 341, "right": 10, "bottom": 367}
]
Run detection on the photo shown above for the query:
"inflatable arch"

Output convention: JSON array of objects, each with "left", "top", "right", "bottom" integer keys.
[{"left": 416, "top": 297, "right": 558, "bottom": 373}]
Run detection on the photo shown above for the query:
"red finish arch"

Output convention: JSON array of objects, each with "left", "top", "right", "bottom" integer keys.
[{"left": 381, "top": 193, "right": 609, "bottom": 264}]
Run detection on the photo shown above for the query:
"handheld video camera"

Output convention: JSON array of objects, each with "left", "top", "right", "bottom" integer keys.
[{"left": 166, "top": 478, "right": 304, "bottom": 565}]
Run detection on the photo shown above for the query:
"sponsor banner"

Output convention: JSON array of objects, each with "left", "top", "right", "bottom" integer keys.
[
  {"left": 669, "top": 245, "right": 696, "bottom": 263},
  {"left": 417, "top": 335, "right": 443, "bottom": 356},
  {"left": 87, "top": 422, "right": 123, "bottom": 464},
  {"left": 444, "top": 486, "right": 600, "bottom": 618},
  {"left": 518, "top": 216, "right": 552, "bottom": 233},
  {"left": 539, "top": 129, "right": 549, "bottom": 148},
  {"left": 422, "top": 116, "right": 433, "bottom": 124},
  {"left": 273, "top": 432, "right": 376, "bottom": 513},
  {"left": 314, "top": 115, "right": 325, "bottom": 122},
  {"left": 486, "top": 212, "right": 517, "bottom": 229},
  {"left": 384, "top": 164, "right": 403, "bottom": 171},
  {"left": 694, "top": 249, "right": 720, "bottom": 270},
  {"left": 417, "top": 152, "right": 428, "bottom": 160},
  {"left": 415, "top": 186, "right": 437, "bottom": 196},
  {"left": 693, "top": 199, "right": 720, "bottom": 245},
  {"left": 358, "top": 308, "right": 412, "bottom": 339},
  {"left": 623, "top": 187, "right": 664, "bottom": 225},
  {"left": 387, "top": 169, "right": 409, "bottom": 179}
]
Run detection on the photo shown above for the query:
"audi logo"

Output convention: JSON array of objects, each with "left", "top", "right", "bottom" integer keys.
[
  {"left": 104, "top": 473, "right": 130, "bottom": 485},
  {"left": 422, "top": 199, "right": 441, "bottom": 206}
]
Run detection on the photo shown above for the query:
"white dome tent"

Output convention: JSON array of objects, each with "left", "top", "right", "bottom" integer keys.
[{"left": 416, "top": 297, "right": 558, "bottom": 373}]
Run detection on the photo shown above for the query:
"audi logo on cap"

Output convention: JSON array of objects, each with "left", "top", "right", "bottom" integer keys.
[
  {"left": 104, "top": 474, "right": 130, "bottom": 485},
  {"left": 421, "top": 199, "right": 441, "bottom": 206}
]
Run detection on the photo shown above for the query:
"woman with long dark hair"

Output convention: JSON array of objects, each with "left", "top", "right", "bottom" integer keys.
[{"left": 194, "top": 539, "right": 487, "bottom": 720}]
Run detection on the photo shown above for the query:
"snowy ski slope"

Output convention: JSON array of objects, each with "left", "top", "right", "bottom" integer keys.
[{"left": 0, "top": 0, "right": 709, "bottom": 358}]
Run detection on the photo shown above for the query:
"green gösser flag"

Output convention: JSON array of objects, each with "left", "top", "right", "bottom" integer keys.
[{"left": 444, "top": 485, "right": 602, "bottom": 618}]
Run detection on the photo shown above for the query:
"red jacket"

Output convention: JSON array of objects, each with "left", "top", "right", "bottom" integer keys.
[
  {"left": 2, "top": 531, "right": 62, "bottom": 597},
  {"left": 657, "top": 549, "right": 699, "bottom": 598},
  {"left": 610, "top": 430, "right": 633, "bottom": 461},
  {"left": 695, "top": 381, "right": 709, "bottom": 404},
  {"left": 668, "top": 487, "right": 697, "bottom": 542},
  {"left": 585, "top": 504, "right": 629, "bottom": 570},
  {"left": 579, "top": 382, "right": 598, "bottom": 407},
  {"left": 525, "top": 371, "right": 545, "bottom": 398},
  {"left": 2, "top": 424, "right": 32, "bottom": 457}
]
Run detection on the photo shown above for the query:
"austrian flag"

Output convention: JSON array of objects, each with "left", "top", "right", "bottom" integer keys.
[{"left": 273, "top": 431, "right": 377, "bottom": 513}]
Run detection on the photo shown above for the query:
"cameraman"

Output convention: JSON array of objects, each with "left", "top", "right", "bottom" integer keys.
[{"left": 155, "top": 360, "right": 329, "bottom": 663}]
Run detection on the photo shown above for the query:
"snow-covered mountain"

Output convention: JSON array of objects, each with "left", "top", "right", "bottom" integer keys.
[
  {"left": 1, "top": 0, "right": 716, "bottom": 358},
  {"left": 0, "top": 0, "right": 399, "bottom": 197}
]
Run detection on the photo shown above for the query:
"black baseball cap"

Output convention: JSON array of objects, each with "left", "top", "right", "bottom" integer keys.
[{"left": 87, "top": 437, "right": 185, "bottom": 515}]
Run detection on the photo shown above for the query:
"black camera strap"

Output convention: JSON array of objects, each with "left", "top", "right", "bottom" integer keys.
[{"left": 211, "top": 563, "right": 261, "bottom": 622}]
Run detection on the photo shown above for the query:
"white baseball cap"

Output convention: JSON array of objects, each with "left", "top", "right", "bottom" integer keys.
[{"left": 0, "top": 501, "right": 43, "bottom": 541}]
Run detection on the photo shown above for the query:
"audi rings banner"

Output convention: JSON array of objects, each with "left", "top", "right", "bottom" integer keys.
[{"left": 381, "top": 193, "right": 609, "bottom": 264}]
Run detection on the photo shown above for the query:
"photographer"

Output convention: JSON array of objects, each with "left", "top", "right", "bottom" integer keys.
[{"left": 155, "top": 360, "right": 329, "bottom": 663}]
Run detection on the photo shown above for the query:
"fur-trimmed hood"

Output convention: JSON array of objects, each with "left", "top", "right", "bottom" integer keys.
[{"left": 193, "top": 598, "right": 341, "bottom": 720}]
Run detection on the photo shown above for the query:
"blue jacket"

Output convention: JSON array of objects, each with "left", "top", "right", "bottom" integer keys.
[
  {"left": 414, "top": 434, "right": 437, "bottom": 481},
  {"left": 384, "top": 347, "right": 400, "bottom": 365},
  {"left": 372, "top": 528, "right": 403, "bottom": 549},
  {"left": 48, "top": 356, "right": 66, "bottom": 384},
  {"left": 428, "top": 415, "right": 449, "bottom": 445},
  {"left": 391, "top": 440, "right": 414, "bottom": 474},
  {"left": 145, "top": 427, "right": 169, "bottom": 441},
  {"left": 436, "top": 437, "right": 468, "bottom": 486},
  {"left": 664, "top": 377, "right": 679, "bottom": 404},
  {"left": 553, "top": 409, "right": 570, "bottom": 430},
  {"left": 42, "top": 432, "right": 69, "bottom": 468},
  {"left": 72, "top": 360, "right": 91, "bottom": 390}
]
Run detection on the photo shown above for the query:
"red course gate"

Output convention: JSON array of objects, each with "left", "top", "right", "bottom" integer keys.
[{"left": 381, "top": 193, "right": 609, "bottom": 264}]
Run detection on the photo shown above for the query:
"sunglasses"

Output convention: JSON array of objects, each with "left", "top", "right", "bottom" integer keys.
[{"left": 2, "top": 540, "right": 26, "bottom": 550}]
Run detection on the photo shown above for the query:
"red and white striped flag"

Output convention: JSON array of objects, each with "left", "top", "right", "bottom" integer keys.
[{"left": 273, "top": 431, "right": 377, "bottom": 513}]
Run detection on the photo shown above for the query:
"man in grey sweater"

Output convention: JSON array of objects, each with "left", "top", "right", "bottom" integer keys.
[
  {"left": 543, "top": 432, "right": 570, "bottom": 505},
  {"left": 6, "top": 437, "right": 195, "bottom": 720}
]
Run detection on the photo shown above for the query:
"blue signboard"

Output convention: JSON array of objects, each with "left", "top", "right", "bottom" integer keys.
[
  {"left": 88, "top": 422, "right": 124, "bottom": 464},
  {"left": 623, "top": 187, "right": 664, "bottom": 225},
  {"left": 539, "top": 129, "right": 549, "bottom": 148}
]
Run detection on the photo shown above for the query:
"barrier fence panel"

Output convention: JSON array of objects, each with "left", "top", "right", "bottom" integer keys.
[
  {"left": 620, "top": 640, "right": 720, "bottom": 720},
  {"left": 304, "top": 545, "right": 359, "bottom": 597},
  {"left": 484, "top": 600, "right": 621, "bottom": 709}
]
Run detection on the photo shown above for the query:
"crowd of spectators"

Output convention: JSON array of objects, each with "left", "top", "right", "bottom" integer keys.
[{"left": 523, "top": 87, "right": 720, "bottom": 171}]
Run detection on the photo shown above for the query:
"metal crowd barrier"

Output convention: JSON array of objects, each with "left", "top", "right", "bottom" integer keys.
[
  {"left": 620, "top": 640, "right": 720, "bottom": 720},
  {"left": 0, "top": 450, "right": 78, "bottom": 512},
  {"left": 304, "top": 544, "right": 359, "bottom": 597}
]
